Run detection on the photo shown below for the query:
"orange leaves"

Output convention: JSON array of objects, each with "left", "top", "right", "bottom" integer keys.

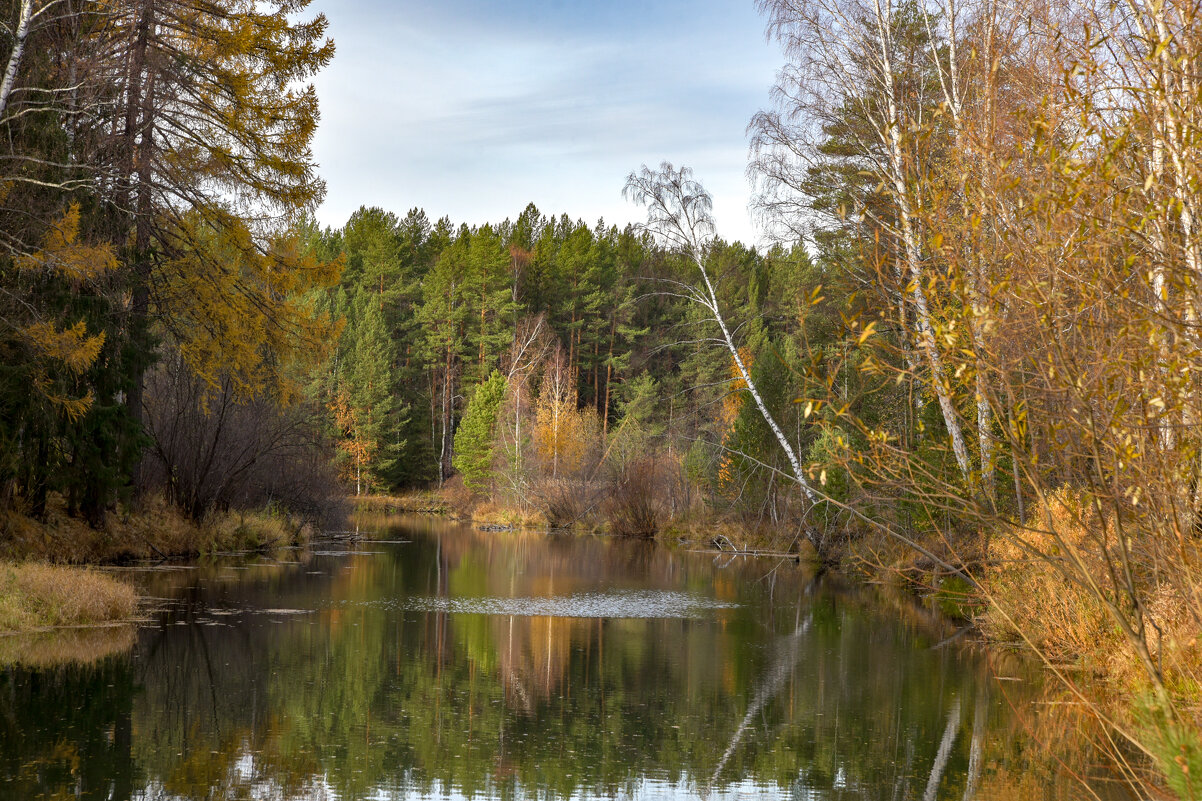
[
  {"left": 717, "top": 348, "right": 753, "bottom": 495},
  {"left": 329, "top": 388, "right": 375, "bottom": 491},
  {"left": 720, "top": 347, "right": 752, "bottom": 429}
]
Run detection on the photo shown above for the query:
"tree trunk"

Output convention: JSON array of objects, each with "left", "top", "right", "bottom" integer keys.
[
  {"left": 123, "top": 0, "right": 156, "bottom": 495},
  {"left": 0, "top": 0, "right": 33, "bottom": 120},
  {"left": 874, "top": 0, "right": 973, "bottom": 485},
  {"left": 602, "top": 316, "right": 616, "bottom": 437}
]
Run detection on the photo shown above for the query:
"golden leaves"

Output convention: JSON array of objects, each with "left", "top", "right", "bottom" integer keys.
[
  {"left": 23, "top": 321, "right": 105, "bottom": 375},
  {"left": 16, "top": 205, "right": 116, "bottom": 281},
  {"left": 157, "top": 212, "right": 343, "bottom": 403}
]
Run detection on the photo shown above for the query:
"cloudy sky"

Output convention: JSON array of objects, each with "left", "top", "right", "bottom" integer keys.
[{"left": 305, "top": 0, "right": 781, "bottom": 244}]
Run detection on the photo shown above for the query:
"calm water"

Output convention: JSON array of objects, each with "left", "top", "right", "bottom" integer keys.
[{"left": 0, "top": 516, "right": 1133, "bottom": 800}]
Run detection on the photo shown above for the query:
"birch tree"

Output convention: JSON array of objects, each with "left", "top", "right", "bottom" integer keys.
[
  {"left": 624, "top": 163, "right": 822, "bottom": 543},
  {"left": 750, "top": 0, "right": 975, "bottom": 487}
]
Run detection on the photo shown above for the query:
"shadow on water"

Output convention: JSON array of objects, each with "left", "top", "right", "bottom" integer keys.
[{"left": 0, "top": 515, "right": 1139, "bottom": 800}]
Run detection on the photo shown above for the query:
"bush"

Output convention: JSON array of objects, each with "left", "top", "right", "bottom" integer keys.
[
  {"left": 144, "top": 351, "right": 344, "bottom": 527},
  {"left": 604, "top": 457, "right": 666, "bottom": 538}
]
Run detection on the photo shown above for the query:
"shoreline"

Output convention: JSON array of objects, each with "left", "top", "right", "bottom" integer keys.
[{"left": 0, "top": 497, "right": 316, "bottom": 636}]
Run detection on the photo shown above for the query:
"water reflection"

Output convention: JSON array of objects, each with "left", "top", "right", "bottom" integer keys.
[{"left": 0, "top": 516, "right": 1134, "bottom": 800}]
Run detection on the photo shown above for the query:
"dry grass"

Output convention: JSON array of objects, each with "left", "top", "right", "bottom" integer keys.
[
  {"left": 977, "top": 488, "right": 1195, "bottom": 678},
  {"left": 353, "top": 492, "right": 450, "bottom": 515},
  {"left": 470, "top": 501, "right": 547, "bottom": 529},
  {"left": 980, "top": 514, "right": 1120, "bottom": 666},
  {"left": 0, "top": 562, "right": 137, "bottom": 632},
  {"left": 202, "top": 508, "right": 306, "bottom": 553}
]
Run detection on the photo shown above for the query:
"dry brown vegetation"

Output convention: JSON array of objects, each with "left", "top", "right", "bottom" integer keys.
[
  {"left": 0, "top": 562, "right": 136, "bottom": 632},
  {"left": 0, "top": 494, "right": 311, "bottom": 563}
]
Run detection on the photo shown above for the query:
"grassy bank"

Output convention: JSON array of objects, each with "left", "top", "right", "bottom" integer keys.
[
  {"left": 842, "top": 503, "right": 1202, "bottom": 797},
  {"left": 0, "top": 562, "right": 137, "bottom": 633},
  {"left": 0, "top": 497, "right": 314, "bottom": 636},
  {"left": 352, "top": 492, "right": 450, "bottom": 516}
]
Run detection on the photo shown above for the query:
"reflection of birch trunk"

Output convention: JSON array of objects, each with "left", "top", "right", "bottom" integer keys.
[
  {"left": 710, "top": 617, "right": 811, "bottom": 786},
  {"left": 961, "top": 684, "right": 988, "bottom": 801},
  {"left": 922, "top": 696, "right": 962, "bottom": 801},
  {"left": 891, "top": 736, "right": 914, "bottom": 801}
]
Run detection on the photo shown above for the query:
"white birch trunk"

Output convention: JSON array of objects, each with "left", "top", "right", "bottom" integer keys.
[
  {"left": 874, "top": 0, "right": 974, "bottom": 483},
  {"left": 692, "top": 249, "right": 819, "bottom": 506},
  {"left": 0, "top": 0, "right": 34, "bottom": 120}
]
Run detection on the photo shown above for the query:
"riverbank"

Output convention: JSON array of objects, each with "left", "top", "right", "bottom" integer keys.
[
  {"left": 0, "top": 495, "right": 315, "bottom": 633},
  {"left": 356, "top": 490, "right": 817, "bottom": 552},
  {"left": 1, "top": 495, "right": 313, "bottom": 564},
  {"left": 0, "top": 562, "right": 137, "bottom": 633},
  {"left": 845, "top": 519, "right": 1202, "bottom": 797}
]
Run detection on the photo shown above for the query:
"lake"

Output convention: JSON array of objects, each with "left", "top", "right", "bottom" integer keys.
[{"left": 0, "top": 515, "right": 1135, "bottom": 799}]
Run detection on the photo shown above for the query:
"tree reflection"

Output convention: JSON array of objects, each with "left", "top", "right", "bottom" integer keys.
[{"left": 0, "top": 519, "right": 1135, "bottom": 800}]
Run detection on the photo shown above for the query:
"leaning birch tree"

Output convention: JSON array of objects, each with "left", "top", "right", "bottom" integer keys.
[{"left": 624, "top": 163, "right": 821, "bottom": 542}]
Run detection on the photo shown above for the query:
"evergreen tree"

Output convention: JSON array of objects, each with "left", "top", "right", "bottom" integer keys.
[{"left": 453, "top": 371, "right": 508, "bottom": 494}]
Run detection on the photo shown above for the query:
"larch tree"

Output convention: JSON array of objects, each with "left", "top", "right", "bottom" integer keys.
[{"left": 100, "top": 0, "right": 336, "bottom": 486}]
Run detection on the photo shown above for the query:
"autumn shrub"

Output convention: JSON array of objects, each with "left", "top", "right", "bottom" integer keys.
[
  {"left": 532, "top": 478, "right": 600, "bottom": 528},
  {"left": 979, "top": 488, "right": 1120, "bottom": 664},
  {"left": 439, "top": 474, "right": 477, "bottom": 516},
  {"left": 604, "top": 457, "right": 666, "bottom": 538},
  {"left": 144, "top": 353, "right": 344, "bottom": 527}
]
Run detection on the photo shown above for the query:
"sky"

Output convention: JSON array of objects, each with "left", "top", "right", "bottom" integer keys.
[{"left": 305, "top": 0, "right": 782, "bottom": 245}]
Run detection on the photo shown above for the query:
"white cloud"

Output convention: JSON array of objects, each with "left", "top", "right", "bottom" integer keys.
[{"left": 306, "top": 0, "right": 779, "bottom": 244}]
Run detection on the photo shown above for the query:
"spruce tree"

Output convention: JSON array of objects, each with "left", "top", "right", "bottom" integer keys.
[{"left": 453, "top": 371, "right": 508, "bottom": 494}]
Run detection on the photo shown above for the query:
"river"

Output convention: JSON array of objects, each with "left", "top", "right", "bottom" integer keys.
[{"left": 0, "top": 515, "right": 1136, "bottom": 799}]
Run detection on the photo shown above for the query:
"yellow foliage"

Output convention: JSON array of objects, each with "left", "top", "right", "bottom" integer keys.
[
  {"left": 158, "top": 212, "right": 344, "bottom": 402},
  {"left": 16, "top": 205, "right": 118, "bottom": 281},
  {"left": 23, "top": 321, "right": 104, "bottom": 375},
  {"left": 533, "top": 380, "right": 595, "bottom": 478},
  {"left": 10, "top": 205, "right": 114, "bottom": 419}
]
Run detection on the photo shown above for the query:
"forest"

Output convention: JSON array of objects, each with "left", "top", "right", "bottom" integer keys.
[{"left": 2, "top": 0, "right": 1202, "bottom": 797}]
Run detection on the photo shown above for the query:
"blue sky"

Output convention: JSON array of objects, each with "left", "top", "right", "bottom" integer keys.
[{"left": 307, "top": 0, "right": 780, "bottom": 244}]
